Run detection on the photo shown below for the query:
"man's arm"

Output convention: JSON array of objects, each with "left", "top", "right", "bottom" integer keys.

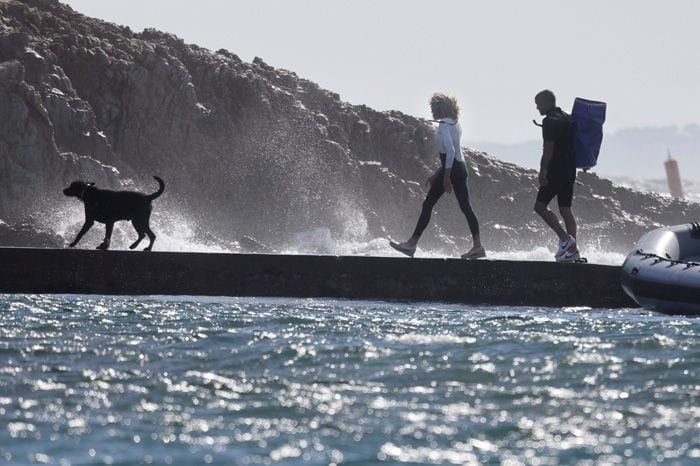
[{"left": 539, "top": 141, "right": 554, "bottom": 187}]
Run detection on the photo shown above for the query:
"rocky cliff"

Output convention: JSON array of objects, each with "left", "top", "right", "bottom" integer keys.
[{"left": 1, "top": 0, "right": 699, "bottom": 255}]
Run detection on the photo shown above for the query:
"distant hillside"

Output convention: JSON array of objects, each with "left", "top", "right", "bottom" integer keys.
[{"left": 610, "top": 177, "right": 700, "bottom": 203}]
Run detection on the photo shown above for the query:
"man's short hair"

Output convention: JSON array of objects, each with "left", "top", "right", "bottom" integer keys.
[{"left": 535, "top": 89, "right": 556, "bottom": 106}]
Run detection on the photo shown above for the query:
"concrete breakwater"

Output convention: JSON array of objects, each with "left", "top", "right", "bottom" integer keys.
[{"left": 0, "top": 248, "right": 637, "bottom": 308}]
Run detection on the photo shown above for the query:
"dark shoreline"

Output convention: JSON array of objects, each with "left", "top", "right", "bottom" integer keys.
[{"left": 0, "top": 247, "right": 637, "bottom": 308}]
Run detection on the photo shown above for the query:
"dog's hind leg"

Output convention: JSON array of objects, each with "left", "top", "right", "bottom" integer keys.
[
  {"left": 131, "top": 213, "right": 156, "bottom": 251},
  {"left": 129, "top": 236, "right": 145, "bottom": 250},
  {"left": 143, "top": 226, "right": 156, "bottom": 251},
  {"left": 69, "top": 219, "right": 94, "bottom": 248},
  {"left": 97, "top": 222, "right": 113, "bottom": 250},
  {"left": 129, "top": 222, "right": 146, "bottom": 250}
]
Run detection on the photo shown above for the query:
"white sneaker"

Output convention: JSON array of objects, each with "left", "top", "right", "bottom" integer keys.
[
  {"left": 557, "top": 249, "right": 580, "bottom": 263},
  {"left": 555, "top": 235, "right": 576, "bottom": 259},
  {"left": 389, "top": 240, "right": 416, "bottom": 258}
]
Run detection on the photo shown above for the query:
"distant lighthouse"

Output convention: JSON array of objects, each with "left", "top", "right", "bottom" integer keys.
[{"left": 664, "top": 150, "right": 684, "bottom": 199}]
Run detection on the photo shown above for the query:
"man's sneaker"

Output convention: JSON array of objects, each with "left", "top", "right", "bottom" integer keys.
[
  {"left": 461, "top": 246, "right": 486, "bottom": 260},
  {"left": 556, "top": 249, "right": 580, "bottom": 263},
  {"left": 389, "top": 240, "right": 416, "bottom": 258},
  {"left": 555, "top": 235, "right": 576, "bottom": 259}
]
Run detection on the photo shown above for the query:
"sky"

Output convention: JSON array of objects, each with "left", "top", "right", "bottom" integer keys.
[{"left": 63, "top": 1, "right": 700, "bottom": 147}]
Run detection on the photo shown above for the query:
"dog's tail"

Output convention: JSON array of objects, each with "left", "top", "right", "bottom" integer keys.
[{"left": 148, "top": 176, "right": 165, "bottom": 200}]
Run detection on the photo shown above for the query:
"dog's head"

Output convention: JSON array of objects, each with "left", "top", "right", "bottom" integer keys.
[{"left": 63, "top": 181, "right": 94, "bottom": 199}]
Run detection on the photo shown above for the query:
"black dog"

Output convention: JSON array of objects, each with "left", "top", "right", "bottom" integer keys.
[{"left": 63, "top": 176, "right": 165, "bottom": 251}]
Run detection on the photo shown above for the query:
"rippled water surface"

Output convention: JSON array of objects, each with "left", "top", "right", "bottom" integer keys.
[{"left": 1, "top": 294, "right": 698, "bottom": 465}]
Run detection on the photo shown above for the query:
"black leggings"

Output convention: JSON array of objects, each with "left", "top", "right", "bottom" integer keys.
[{"left": 411, "top": 157, "right": 480, "bottom": 239}]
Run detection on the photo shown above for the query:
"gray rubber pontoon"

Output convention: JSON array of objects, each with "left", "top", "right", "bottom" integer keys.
[{"left": 621, "top": 223, "right": 700, "bottom": 316}]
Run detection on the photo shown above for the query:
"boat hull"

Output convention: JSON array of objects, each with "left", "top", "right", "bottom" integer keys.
[{"left": 621, "top": 223, "right": 700, "bottom": 316}]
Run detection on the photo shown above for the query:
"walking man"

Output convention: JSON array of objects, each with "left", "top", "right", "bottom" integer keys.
[{"left": 533, "top": 89, "right": 580, "bottom": 262}]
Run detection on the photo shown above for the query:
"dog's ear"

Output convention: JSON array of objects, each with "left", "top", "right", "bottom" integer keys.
[{"left": 87, "top": 182, "right": 95, "bottom": 186}]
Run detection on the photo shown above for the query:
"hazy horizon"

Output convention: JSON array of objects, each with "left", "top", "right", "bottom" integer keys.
[{"left": 475, "top": 123, "right": 700, "bottom": 182}]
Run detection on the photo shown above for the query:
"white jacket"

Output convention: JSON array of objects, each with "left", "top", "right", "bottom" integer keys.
[{"left": 435, "top": 118, "right": 464, "bottom": 169}]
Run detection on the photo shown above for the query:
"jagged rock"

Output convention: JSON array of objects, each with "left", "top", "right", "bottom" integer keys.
[
  {"left": 0, "top": 218, "right": 64, "bottom": 247},
  {"left": 22, "top": 47, "right": 48, "bottom": 82},
  {"left": 0, "top": 56, "right": 123, "bottom": 225},
  {"left": 0, "top": 31, "right": 29, "bottom": 59},
  {"left": 0, "top": 0, "right": 698, "bottom": 254},
  {"left": 0, "top": 57, "right": 23, "bottom": 81}
]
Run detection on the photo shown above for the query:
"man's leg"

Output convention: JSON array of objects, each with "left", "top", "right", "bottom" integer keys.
[
  {"left": 559, "top": 207, "right": 576, "bottom": 239},
  {"left": 534, "top": 183, "right": 568, "bottom": 241},
  {"left": 558, "top": 180, "right": 577, "bottom": 250},
  {"left": 534, "top": 201, "right": 568, "bottom": 241}
]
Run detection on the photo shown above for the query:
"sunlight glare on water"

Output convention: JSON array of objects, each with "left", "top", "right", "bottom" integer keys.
[{"left": 0, "top": 294, "right": 698, "bottom": 465}]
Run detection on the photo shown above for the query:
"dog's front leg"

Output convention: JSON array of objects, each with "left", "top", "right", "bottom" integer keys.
[
  {"left": 69, "top": 220, "right": 94, "bottom": 247},
  {"left": 97, "top": 222, "right": 114, "bottom": 250}
]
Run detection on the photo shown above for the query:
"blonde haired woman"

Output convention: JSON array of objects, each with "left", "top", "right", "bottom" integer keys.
[{"left": 390, "top": 93, "right": 485, "bottom": 259}]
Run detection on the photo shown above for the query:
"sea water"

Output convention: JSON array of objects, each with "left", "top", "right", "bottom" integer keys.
[{"left": 1, "top": 294, "right": 698, "bottom": 465}]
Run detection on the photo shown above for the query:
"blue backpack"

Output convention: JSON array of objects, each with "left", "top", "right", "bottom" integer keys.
[{"left": 571, "top": 98, "right": 606, "bottom": 170}]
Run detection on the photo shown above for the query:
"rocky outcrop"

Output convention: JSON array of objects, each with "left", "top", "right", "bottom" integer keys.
[
  {"left": 1, "top": 0, "right": 699, "bottom": 254},
  {"left": 0, "top": 218, "right": 63, "bottom": 247}
]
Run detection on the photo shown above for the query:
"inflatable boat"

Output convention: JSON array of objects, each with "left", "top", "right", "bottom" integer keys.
[{"left": 621, "top": 223, "right": 700, "bottom": 316}]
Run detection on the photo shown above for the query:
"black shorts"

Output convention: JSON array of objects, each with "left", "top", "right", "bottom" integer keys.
[{"left": 536, "top": 178, "right": 574, "bottom": 208}]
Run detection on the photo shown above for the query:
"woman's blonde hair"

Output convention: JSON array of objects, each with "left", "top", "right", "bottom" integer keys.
[{"left": 430, "top": 93, "right": 460, "bottom": 120}]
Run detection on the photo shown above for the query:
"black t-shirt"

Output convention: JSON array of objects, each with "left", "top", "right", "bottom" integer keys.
[{"left": 542, "top": 107, "right": 575, "bottom": 182}]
